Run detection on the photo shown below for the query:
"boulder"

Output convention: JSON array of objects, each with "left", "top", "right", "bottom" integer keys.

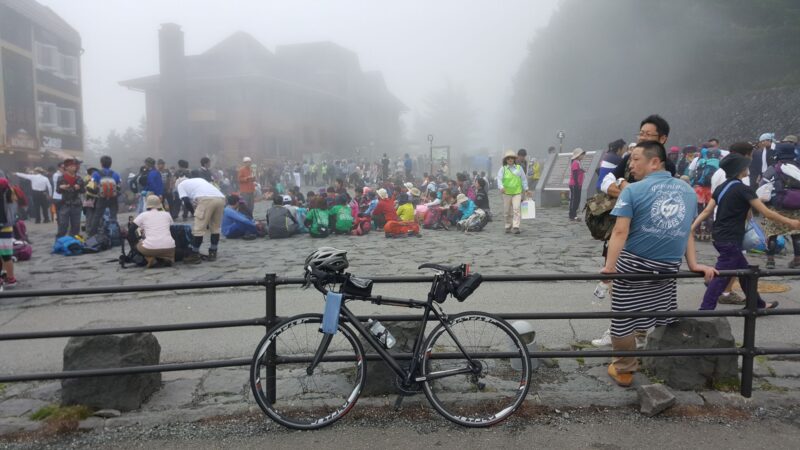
[
  {"left": 61, "top": 321, "right": 161, "bottom": 411},
  {"left": 637, "top": 384, "right": 676, "bottom": 417},
  {"left": 641, "top": 318, "right": 738, "bottom": 390},
  {"left": 360, "top": 321, "right": 419, "bottom": 396}
]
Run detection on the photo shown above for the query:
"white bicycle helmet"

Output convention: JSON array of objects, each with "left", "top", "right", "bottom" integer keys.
[{"left": 305, "top": 247, "right": 349, "bottom": 273}]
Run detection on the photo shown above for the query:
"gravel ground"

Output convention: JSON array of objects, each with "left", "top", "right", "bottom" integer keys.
[{"left": 3, "top": 404, "right": 800, "bottom": 449}]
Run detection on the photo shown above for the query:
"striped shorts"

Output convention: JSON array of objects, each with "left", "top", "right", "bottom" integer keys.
[{"left": 610, "top": 250, "right": 680, "bottom": 338}]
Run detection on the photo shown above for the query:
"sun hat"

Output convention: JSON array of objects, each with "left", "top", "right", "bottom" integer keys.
[
  {"left": 282, "top": 194, "right": 293, "bottom": 203},
  {"left": 759, "top": 132, "right": 775, "bottom": 142},
  {"left": 456, "top": 193, "right": 469, "bottom": 204},
  {"left": 503, "top": 150, "right": 516, "bottom": 161},
  {"left": 404, "top": 182, "right": 414, "bottom": 190},
  {"left": 243, "top": 156, "right": 252, "bottom": 163},
  {"left": 410, "top": 187, "right": 421, "bottom": 197},
  {"left": 145, "top": 195, "right": 162, "bottom": 210},
  {"left": 570, "top": 148, "right": 586, "bottom": 160},
  {"left": 376, "top": 188, "right": 388, "bottom": 199},
  {"left": 783, "top": 135, "right": 798, "bottom": 144}
]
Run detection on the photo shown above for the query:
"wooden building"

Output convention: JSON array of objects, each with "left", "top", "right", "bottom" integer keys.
[
  {"left": 0, "top": 0, "right": 83, "bottom": 170},
  {"left": 121, "top": 24, "right": 405, "bottom": 166}
]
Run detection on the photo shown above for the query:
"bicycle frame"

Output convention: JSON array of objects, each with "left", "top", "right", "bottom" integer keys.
[{"left": 308, "top": 280, "right": 481, "bottom": 388}]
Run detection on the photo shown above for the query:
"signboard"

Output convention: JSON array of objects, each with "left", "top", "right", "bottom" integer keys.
[{"left": 543, "top": 151, "right": 599, "bottom": 191}]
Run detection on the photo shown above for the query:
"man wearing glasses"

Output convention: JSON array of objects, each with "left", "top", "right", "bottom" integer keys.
[{"left": 601, "top": 140, "right": 716, "bottom": 386}]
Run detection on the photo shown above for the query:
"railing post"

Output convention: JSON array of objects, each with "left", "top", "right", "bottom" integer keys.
[
  {"left": 265, "top": 273, "right": 277, "bottom": 404},
  {"left": 740, "top": 265, "right": 759, "bottom": 398}
]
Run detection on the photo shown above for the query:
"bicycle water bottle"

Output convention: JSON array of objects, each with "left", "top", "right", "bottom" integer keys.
[{"left": 367, "top": 319, "right": 396, "bottom": 349}]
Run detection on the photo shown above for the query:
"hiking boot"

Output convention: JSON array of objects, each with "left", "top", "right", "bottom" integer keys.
[
  {"left": 183, "top": 252, "right": 202, "bottom": 264},
  {"left": 718, "top": 291, "right": 745, "bottom": 305},
  {"left": 504, "top": 227, "right": 511, "bottom": 234},
  {"left": 591, "top": 329, "right": 612, "bottom": 347},
  {"left": 607, "top": 364, "right": 633, "bottom": 387},
  {"left": 3, "top": 277, "right": 17, "bottom": 289},
  {"left": 206, "top": 250, "right": 217, "bottom": 262},
  {"left": 512, "top": 228, "right": 520, "bottom": 234}
]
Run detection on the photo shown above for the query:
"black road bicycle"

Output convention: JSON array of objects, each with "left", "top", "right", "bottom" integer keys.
[{"left": 250, "top": 259, "right": 531, "bottom": 430}]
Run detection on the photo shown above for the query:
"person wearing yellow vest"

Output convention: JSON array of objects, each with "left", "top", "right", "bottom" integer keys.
[
  {"left": 497, "top": 150, "right": 530, "bottom": 234},
  {"left": 531, "top": 158, "right": 541, "bottom": 189}
]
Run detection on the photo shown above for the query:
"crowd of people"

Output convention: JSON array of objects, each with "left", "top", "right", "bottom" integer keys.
[{"left": 3, "top": 113, "right": 800, "bottom": 390}]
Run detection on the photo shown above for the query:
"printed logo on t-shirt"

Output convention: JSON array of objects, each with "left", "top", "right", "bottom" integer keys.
[{"left": 649, "top": 191, "right": 686, "bottom": 230}]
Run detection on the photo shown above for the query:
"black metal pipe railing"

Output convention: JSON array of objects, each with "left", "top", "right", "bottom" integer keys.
[{"left": 1, "top": 268, "right": 799, "bottom": 400}]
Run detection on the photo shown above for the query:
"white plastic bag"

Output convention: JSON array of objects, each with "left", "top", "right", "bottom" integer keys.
[
  {"left": 521, "top": 200, "right": 535, "bottom": 219},
  {"left": 756, "top": 182, "right": 774, "bottom": 202},
  {"left": 781, "top": 163, "right": 800, "bottom": 183}
]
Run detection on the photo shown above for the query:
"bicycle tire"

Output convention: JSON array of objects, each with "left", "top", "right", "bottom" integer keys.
[
  {"left": 250, "top": 313, "right": 366, "bottom": 430},
  {"left": 421, "top": 311, "right": 531, "bottom": 427}
]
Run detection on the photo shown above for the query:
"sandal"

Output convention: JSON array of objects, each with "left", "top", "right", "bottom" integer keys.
[{"left": 765, "top": 301, "right": 779, "bottom": 310}]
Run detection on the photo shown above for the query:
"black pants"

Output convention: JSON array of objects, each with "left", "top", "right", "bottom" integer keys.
[
  {"left": 32, "top": 191, "right": 50, "bottom": 223},
  {"left": 568, "top": 185, "right": 582, "bottom": 219},
  {"left": 89, "top": 197, "right": 119, "bottom": 236}
]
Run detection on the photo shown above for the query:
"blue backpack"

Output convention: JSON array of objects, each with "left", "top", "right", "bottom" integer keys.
[
  {"left": 52, "top": 236, "right": 83, "bottom": 256},
  {"left": 104, "top": 218, "right": 123, "bottom": 247},
  {"left": 692, "top": 158, "right": 719, "bottom": 187}
]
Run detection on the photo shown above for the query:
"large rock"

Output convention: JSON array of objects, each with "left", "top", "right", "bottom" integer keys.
[
  {"left": 61, "top": 322, "right": 161, "bottom": 411},
  {"left": 360, "top": 321, "right": 418, "bottom": 396},
  {"left": 641, "top": 318, "right": 738, "bottom": 390}
]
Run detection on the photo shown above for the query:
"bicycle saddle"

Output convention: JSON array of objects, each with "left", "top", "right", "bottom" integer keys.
[{"left": 418, "top": 263, "right": 459, "bottom": 272}]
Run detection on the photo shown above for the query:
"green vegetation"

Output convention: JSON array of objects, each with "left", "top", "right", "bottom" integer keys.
[
  {"left": 0, "top": 383, "right": 7, "bottom": 395},
  {"left": 712, "top": 378, "right": 741, "bottom": 392},
  {"left": 30, "top": 404, "right": 93, "bottom": 422},
  {"left": 759, "top": 380, "right": 787, "bottom": 393}
]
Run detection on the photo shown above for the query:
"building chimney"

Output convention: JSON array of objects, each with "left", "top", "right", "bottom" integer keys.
[{"left": 158, "top": 23, "right": 188, "bottom": 160}]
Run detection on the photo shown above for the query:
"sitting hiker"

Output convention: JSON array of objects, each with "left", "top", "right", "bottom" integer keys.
[
  {"left": 329, "top": 194, "right": 354, "bottom": 234},
  {"left": 362, "top": 190, "right": 378, "bottom": 216},
  {"left": 474, "top": 177, "right": 490, "bottom": 219},
  {"left": 371, "top": 188, "right": 398, "bottom": 229},
  {"left": 132, "top": 195, "right": 175, "bottom": 267},
  {"left": 409, "top": 187, "right": 421, "bottom": 207},
  {"left": 396, "top": 193, "right": 415, "bottom": 222},
  {"left": 222, "top": 195, "right": 258, "bottom": 239},
  {"left": 456, "top": 193, "right": 476, "bottom": 222},
  {"left": 0, "top": 178, "right": 19, "bottom": 287},
  {"left": 305, "top": 196, "right": 331, "bottom": 238},
  {"left": 265, "top": 194, "right": 298, "bottom": 239}
]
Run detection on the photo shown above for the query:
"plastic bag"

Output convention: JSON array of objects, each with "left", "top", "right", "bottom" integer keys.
[
  {"left": 756, "top": 182, "right": 774, "bottom": 202},
  {"left": 521, "top": 200, "right": 536, "bottom": 219},
  {"left": 742, "top": 219, "right": 766, "bottom": 252}
]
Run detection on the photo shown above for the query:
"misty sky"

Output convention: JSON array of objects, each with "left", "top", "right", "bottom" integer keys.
[{"left": 41, "top": 0, "right": 558, "bottom": 149}]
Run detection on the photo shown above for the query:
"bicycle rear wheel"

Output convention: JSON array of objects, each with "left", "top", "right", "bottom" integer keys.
[
  {"left": 250, "top": 313, "right": 365, "bottom": 430},
  {"left": 421, "top": 311, "right": 531, "bottom": 427}
]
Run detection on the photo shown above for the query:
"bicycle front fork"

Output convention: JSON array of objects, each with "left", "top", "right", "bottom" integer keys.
[{"left": 307, "top": 332, "right": 334, "bottom": 375}]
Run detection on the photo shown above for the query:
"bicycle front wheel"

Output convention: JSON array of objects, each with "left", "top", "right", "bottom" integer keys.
[
  {"left": 250, "top": 313, "right": 366, "bottom": 430},
  {"left": 422, "top": 311, "right": 531, "bottom": 427}
]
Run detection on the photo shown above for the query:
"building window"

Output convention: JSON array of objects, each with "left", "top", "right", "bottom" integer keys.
[
  {"left": 34, "top": 42, "right": 59, "bottom": 71},
  {"left": 57, "top": 107, "right": 77, "bottom": 134},
  {"left": 59, "top": 55, "right": 78, "bottom": 83},
  {"left": 37, "top": 102, "right": 77, "bottom": 135},
  {"left": 37, "top": 101, "right": 58, "bottom": 128}
]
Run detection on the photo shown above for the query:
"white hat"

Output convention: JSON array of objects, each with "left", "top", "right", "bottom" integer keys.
[
  {"left": 570, "top": 148, "right": 586, "bottom": 160},
  {"left": 404, "top": 182, "right": 414, "bottom": 190},
  {"left": 456, "top": 193, "right": 469, "bottom": 204},
  {"left": 243, "top": 156, "right": 252, "bottom": 163},
  {"left": 376, "top": 188, "right": 388, "bottom": 199}
]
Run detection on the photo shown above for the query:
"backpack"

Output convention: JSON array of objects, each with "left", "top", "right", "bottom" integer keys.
[
  {"left": 457, "top": 208, "right": 488, "bottom": 232},
  {"left": 104, "top": 218, "right": 123, "bottom": 247},
  {"left": 98, "top": 170, "right": 118, "bottom": 199},
  {"left": 352, "top": 216, "right": 371, "bottom": 235},
  {"left": 82, "top": 233, "right": 111, "bottom": 253},
  {"left": 12, "top": 240, "right": 32, "bottom": 261},
  {"left": 334, "top": 206, "right": 354, "bottom": 233},
  {"left": 13, "top": 220, "right": 28, "bottom": 242},
  {"left": 583, "top": 193, "right": 618, "bottom": 241},
  {"left": 692, "top": 158, "right": 718, "bottom": 187},
  {"left": 52, "top": 236, "right": 83, "bottom": 256},
  {"left": 128, "top": 174, "right": 140, "bottom": 193},
  {"left": 307, "top": 209, "right": 331, "bottom": 237},
  {"left": 170, "top": 224, "right": 193, "bottom": 261},
  {"left": 423, "top": 207, "right": 444, "bottom": 229},
  {"left": 118, "top": 238, "right": 146, "bottom": 268},
  {"left": 772, "top": 163, "right": 800, "bottom": 210}
]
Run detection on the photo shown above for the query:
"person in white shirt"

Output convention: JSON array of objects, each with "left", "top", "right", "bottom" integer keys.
[
  {"left": 176, "top": 176, "right": 225, "bottom": 263},
  {"left": 14, "top": 167, "right": 52, "bottom": 223},
  {"left": 133, "top": 195, "right": 175, "bottom": 267}
]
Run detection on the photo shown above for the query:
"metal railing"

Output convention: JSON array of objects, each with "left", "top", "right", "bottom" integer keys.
[{"left": 1, "top": 267, "right": 799, "bottom": 398}]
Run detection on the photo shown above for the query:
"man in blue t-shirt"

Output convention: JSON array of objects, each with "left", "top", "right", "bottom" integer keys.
[{"left": 601, "top": 140, "right": 716, "bottom": 387}]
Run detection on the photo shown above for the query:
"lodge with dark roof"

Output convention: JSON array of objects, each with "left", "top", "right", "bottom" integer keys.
[
  {"left": 0, "top": 0, "right": 83, "bottom": 170},
  {"left": 121, "top": 24, "right": 405, "bottom": 165}
]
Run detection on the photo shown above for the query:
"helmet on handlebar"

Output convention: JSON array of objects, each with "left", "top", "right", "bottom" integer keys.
[{"left": 304, "top": 247, "right": 349, "bottom": 273}]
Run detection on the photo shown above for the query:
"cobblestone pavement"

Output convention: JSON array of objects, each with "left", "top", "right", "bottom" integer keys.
[{"left": 2, "top": 191, "right": 800, "bottom": 441}]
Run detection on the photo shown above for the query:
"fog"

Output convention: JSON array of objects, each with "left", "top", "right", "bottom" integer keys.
[{"left": 41, "top": 0, "right": 559, "bottom": 154}]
